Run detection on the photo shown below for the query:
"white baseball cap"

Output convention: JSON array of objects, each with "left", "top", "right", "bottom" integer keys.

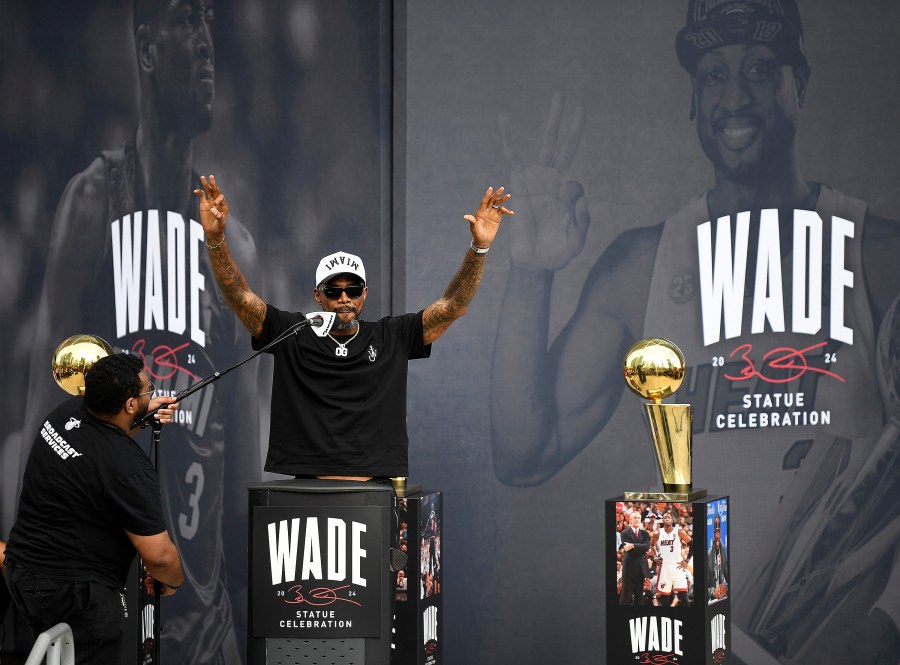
[{"left": 315, "top": 251, "right": 366, "bottom": 287}]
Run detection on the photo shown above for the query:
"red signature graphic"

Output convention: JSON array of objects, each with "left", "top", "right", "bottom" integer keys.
[
  {"left": 638, "top": 653, "right": 679, "bottom": 664},
  {"left": 284, "top": 584, "right": 362, "bottom": 607},
  {"left": 425, "top": 640, "right": 437, "bottom": 655},
  {"left": 712, "top": 648, "right": 726, "bottom": 663},
  {"left": 723, "top": 341, "right": 844, "bottom": 384},
  {"left": 132, "top": 339, "right": 201, "bottom": 382}
]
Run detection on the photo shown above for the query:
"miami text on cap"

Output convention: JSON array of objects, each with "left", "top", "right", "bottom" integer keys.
[{"left": 315, "top": 251, "right": 367, "bottom": 287}]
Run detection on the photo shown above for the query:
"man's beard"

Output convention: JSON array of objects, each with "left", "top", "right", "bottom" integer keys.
[
  {"left": 135, "top": 402, "right": 149, "bottom": 422},
  {"left": 333, "top": 317, "right": 359, "bottom": 332},
  {"left": 699, "top": 115, "right": 797, "bottom": 186}
]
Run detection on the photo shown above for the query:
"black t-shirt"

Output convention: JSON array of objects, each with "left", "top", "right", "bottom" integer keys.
[
  {"left": 5, "top": 398, "right": 166, "bottom": 588},
  {"left": 252, "top": 305, "right": 431, "bottom": 476}
]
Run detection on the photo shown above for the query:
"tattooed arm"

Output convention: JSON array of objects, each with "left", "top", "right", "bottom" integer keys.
[
  {"left": 194, "top": 175, "right": 267, "bottom": 337},
  {"left": 422, "top": 187, "right": 513, "bottom": 345}
]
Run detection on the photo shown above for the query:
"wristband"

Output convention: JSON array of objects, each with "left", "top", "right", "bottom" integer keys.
[
  {"left": 205, "top": 232, "right": 225, "bottom": 250},
  {"left": 469, "top": 239, "right": 490, "bottom": 255}
]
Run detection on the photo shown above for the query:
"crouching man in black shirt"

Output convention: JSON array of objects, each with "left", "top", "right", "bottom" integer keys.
[{"left": 3, "top": 353, "right": 182, "bottom": 663}]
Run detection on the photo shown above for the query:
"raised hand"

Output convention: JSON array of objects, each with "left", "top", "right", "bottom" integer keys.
[
  {"left": 464, "top": 186, "right": 514, "bottom": 248},
  {"left": 499, "top": 91, "right": 590, "bottom": 270},
  {"left": 193, "top": 174, "right": 228, "bottom": 241}
]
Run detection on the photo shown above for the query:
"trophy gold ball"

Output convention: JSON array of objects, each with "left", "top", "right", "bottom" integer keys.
[
  {"left": 51, "top": 334, "right": 113, "bottom": 396},
  {"left": 623, "top": 337, "right": 686, "bottom": 404},
  {"left": 622, "top": 337, "right": 705, "bottom": 501}
]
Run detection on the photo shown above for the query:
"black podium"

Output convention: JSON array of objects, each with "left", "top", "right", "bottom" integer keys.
[
  {"left": 248, "top": 480, "right": 393, "bottom": 665},
  {"left": 606, "top": 495, "right": 732, "bottom": 664}
]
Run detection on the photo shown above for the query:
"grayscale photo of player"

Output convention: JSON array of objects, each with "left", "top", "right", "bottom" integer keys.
[
  {"left": 1, "top": 1, "right": 392, "bottom": 661},
  {"left": 489, "top": 1, "right": 900, "bottom": 662},
  {"left": 21, "top": 2, "right": 258, "bottom": 660}
]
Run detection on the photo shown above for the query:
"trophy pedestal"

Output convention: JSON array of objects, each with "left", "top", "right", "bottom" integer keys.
[
  {"left": 390, "top": 490, "right": 443, "bottom": 664},
  {"left": 120, "top": 557, "right": 158, "bottom": 664},
  {"left": 606, "top": 495, "right": 732, "bottom": 664}
]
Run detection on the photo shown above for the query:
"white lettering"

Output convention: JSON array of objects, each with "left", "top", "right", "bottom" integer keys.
[
  {"left": 301, "top": 517, "right": 323, "bottom": 581},
  {"left": 711, "top": 613, "right": 726, "bottom": 653},
  {"left": 697, "top": 211, "right": 856, "bottom": 345},
  {"left": 268, "top": 518, "right": 300, "bottom": 585},
  {"left": 189, "top": 220, "right": 206, "bottom": 345},
  {"left": 40, "top": 422, "right": 81, "bottom": 460},
  {"left": 792, "top": 211, "right": 823, "bottom": 335},
  {"left": 698, "top": 213, "right": 750, "bottom": 345},
  {"left": 327, "top": 518, "right": 346, "bottom": 581},
  {"left": 175, "top": 409, "right": 193, "bottom": 425},
  {"left": 112, "top": 213, "right": 143, "bottom": 337},
  {"left": 716, "top": 409, "right": 830, "bottom": 429},
  {"left": 423, "top": 606, "right": 438, "bottom": 644},
  {"left": 144, "top": 210, "right": 164, "bottom": 331},
  {"left": 830, "top": 216, "right": 853, "bottom": 344},
  {"left": 279, "top": 619, "right": 351, "bottom": 628},
  {"left": 352, "top": 522, "right": 366, "bottom": 587},
  {"left": 628, "top": 617, "right": 683, "bottom": 656},
  {"left": 750, "top": 209, "right": 785, "bottom": 334},
  {"left": 647, "top": 616, "right": 660, "bottom": 651},
  {"left": 629, "top": 617, "right": 648, "bottom": 652},
  {"left": 295, "top": 610, "right": 335, "bottom": 618},
  {"left": 741, "top": 392, "right": 805, "bottom": 409},
  {"left": 141, "top": 602, "right": 154, "bottom": 642},
  {"left": 268, "top": 518, "right": 368, "bottom": 586},
  {"left": 167, "top": 213, "right": 187, "bottom": 335},
  {"left": 110, "top": 212, "right": 207, "bottom": 345}
]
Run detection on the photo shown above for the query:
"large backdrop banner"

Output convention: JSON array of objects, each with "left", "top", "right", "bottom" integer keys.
[
  {"left": 403, "top": 1, "right": 900, "bottom": 664},
  {"left": 2, "top": 1, "right": 899, "bottom": 664},
  {"left": 0, "top": 1, "right": 390, "bottom": 662}
]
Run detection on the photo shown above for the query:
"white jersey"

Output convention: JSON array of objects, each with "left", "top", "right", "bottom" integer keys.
[
  {"left": 656, "top": 527, "right": 683, "bottom": 565},
  {"left": 656, "top": 526, "right": 689, "bottom": 594}
]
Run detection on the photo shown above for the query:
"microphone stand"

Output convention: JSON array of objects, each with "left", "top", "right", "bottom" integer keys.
[
  {"left": 132, "top": 313, "right": 332, "bottom": 664},
  {"left": 136, "top": 314, "right": 330, "bottom": 429}
]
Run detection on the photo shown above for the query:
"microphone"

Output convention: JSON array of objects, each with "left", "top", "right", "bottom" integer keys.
[{"left": 301, "top": 311, "right": 336, "bottom": 337}]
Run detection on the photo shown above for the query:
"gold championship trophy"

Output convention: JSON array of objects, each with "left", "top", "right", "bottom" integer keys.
[
  {"left": 622, "top": 337, "right": 706, "bottom": 501},
  {"left": 51, "top": 334, "right": 113, "bottom": 394}
]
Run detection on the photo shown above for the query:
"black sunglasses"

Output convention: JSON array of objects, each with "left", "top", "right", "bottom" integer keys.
[{"left": 320, "top": 284, "right": 365, "bottom": 300}]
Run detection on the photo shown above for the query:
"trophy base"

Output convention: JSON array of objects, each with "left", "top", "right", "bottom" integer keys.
[
  {"left": 393, "top": 482, "right": 422, "bottom": 497},
  {"left": 624, "top": 487, "right": 708, "bottom": 501}
]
